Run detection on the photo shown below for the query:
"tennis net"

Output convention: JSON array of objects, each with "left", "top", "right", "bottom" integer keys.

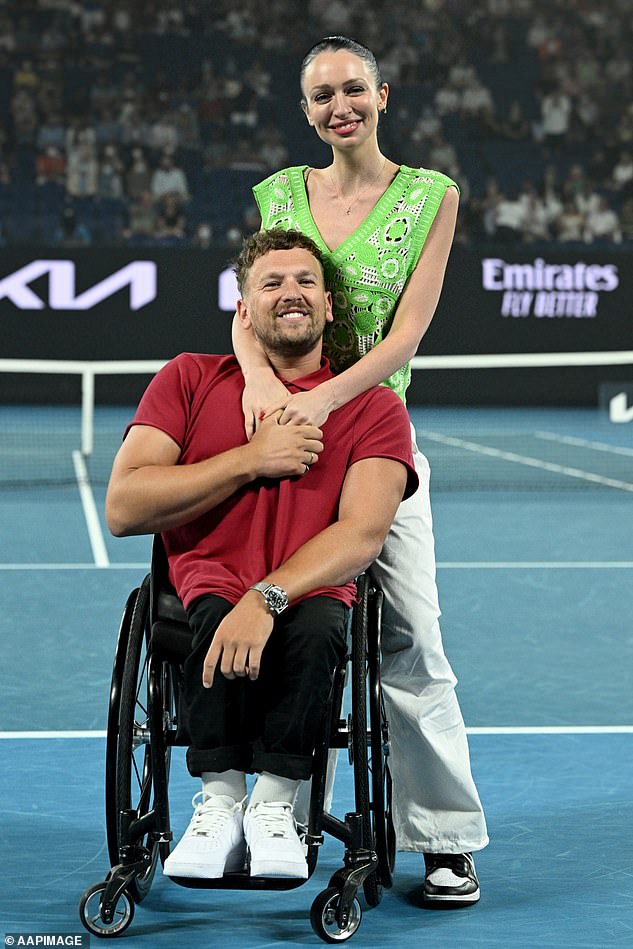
[{"left": 1, "top": 353, "right": 632, "bottom": 492}]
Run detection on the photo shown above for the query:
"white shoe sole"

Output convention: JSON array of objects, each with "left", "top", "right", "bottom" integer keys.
[
  {"left": 164, "top": 848, "right": 245, "bottom": 879},
  {"left": 423, "top": 889, "right": 480, "bottom": 903},
  {"left": 249, "top": 856, "right": 308, "bottom": 879}
]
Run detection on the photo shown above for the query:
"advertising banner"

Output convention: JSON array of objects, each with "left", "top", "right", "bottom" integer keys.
[{"left": 2, "top": 244, "right": 632, "bottom": 404}]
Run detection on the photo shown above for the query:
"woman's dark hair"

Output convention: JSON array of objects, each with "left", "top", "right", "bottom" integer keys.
[{"left": 300, "top": 35, "right": 383, "bottom": 100}]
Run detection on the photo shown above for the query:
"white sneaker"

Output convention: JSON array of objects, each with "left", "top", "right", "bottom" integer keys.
[
  {"left": 163, "top": 792, "right": 246, "bottom": 879},
  {"left": 244, "top": 801, "right": 308, "bottom": 879}
]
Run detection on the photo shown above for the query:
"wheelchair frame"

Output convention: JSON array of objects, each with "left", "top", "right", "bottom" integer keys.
[{"left": 79, "top": 538, "right": 395, "bottom": 943}]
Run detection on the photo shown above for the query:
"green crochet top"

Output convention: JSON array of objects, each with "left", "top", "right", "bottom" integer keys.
[{"left": 252, "top": 164, "right": 458, "bottom": 403}]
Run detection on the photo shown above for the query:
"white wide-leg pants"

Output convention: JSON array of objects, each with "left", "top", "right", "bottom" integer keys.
[{"left": 367, "top": 434, "right": 488, "bottom": 854}]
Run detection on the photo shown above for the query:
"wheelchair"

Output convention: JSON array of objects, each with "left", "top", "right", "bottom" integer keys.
[{"left": 79, "top": 537, "right": 395, "bottom": 942}]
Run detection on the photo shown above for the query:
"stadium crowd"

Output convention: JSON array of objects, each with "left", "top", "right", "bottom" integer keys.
[{"left": 1, "top": 0, "right": 632, "bottom": 247}]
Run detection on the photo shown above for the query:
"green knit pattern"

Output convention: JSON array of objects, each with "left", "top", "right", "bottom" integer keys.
[{"left": 253, "top": 164, "right": 457, "bottom": 403}]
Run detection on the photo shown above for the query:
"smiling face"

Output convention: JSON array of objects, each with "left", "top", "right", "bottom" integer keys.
[
  {"left": 237, "top": 248, "right": 333, "bottom": 359},
  {"left": 301, "top": 49, "right": 388, "bottom": 149}
]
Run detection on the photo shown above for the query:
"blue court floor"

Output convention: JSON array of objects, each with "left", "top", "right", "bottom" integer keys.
[{"left": 1, "top": 405, "right": 632, "bottom": 946}]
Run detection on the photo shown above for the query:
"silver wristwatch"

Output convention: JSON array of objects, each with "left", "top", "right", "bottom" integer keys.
[{"left": 249, "top": 581, "right": 289, "bottom": 616}]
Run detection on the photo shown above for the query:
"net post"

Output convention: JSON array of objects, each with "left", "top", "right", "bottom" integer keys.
[{"left": 81, "top": 367, "right": 95, "bottom": 457}]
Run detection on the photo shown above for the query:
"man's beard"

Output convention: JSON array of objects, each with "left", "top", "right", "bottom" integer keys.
[{"left": 253, "top": 312, "right": 324, "bottom": 357}]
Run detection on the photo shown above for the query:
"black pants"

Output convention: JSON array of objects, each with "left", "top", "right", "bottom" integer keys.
[{"left": 183, "top": 595, "right": 349, "bottom": 781}]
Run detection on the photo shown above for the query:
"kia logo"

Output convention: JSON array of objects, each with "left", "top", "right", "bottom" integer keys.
[{"left": 0, "top": 260, "right": 157, "bottom": 310}]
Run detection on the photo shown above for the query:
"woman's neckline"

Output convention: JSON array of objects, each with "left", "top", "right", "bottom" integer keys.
[{"left": 301, "top": 163, "right": 403, "bottom": 254}]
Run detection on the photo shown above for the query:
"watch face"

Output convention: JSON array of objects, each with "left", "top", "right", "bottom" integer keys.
[{"left": 266, "top": 585, "right": 288, "bottom": 614}]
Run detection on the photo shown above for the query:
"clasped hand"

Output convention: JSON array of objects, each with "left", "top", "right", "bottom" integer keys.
[
  {"left": 242, "top": 374, "right": 334, "bottom": 439},
  {"left": 248, "top": 410, "right": 323, "bottom": 478}
]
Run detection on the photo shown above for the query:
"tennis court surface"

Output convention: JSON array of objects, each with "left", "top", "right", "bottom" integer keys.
[{"left": 1, "top": 397, "right": 632, "bottom": 947}]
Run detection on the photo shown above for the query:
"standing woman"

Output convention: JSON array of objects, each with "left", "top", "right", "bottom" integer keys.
[{"left": 233, "top": 35, "right": 488, "bottom": 906}]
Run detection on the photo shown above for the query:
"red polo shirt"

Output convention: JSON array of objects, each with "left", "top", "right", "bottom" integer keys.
[{"left": 127, "top": 353, "right": 417, "bottom": 609}]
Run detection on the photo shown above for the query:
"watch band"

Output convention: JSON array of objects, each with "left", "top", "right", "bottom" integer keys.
[{"left": 249, "top": 581, "right": 289, "bottom": 615}]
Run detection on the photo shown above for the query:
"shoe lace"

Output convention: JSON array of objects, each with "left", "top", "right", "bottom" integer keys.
[
  {"left": 188, "top": 791, "right": 239, "bottom": 839},
  {"left": 250, "top": 802, "right": 294, "bottom": 838},
  {"left": 426, "top": 852, "right": 474, "bottom": 877}
]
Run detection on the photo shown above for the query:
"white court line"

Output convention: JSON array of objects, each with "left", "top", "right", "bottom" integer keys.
[
  {"left": 418, "top": 430, "right": 633, "bottom": 492},
  {"left": 2, "top": 562, "right": 633, "bottom": 570},
  {"left": 536, "top": 431, "right": 633, "bottom": 457},
  {"left": 72, "top": 450, "right": 109, "bottom": 567},
  {"left": 1, "top": 726, "right": 632, "bottom": 739},
  {"left": 0, "top": 563, "right": 148, "bottom": 570},
  {"left": 437, "top": 561, "right": 633, "bottom": 569},
  {"left": 0, "top": 730, "right": 108, "bottom": 739},
  {"left": 467, "top": 726, "right": 633, "bottom": 735}
]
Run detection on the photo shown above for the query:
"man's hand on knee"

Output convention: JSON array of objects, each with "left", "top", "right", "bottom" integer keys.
[{"left": 202, "top": 592, "right": 275, "bottom": 688}]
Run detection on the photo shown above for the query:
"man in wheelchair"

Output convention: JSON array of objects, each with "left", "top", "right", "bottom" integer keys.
[{"left": 105, "top": 228, "right": 417, "bottom": 882}]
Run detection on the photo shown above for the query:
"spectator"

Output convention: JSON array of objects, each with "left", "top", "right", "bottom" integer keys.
[
  {"left": 13, "top": 58, "right": 39, "bottom": 90},
  {"left": 555, "top": 199, "right": 585, "bottom": 242},
  {"left": 540, "top": 88, "right": 572, "bottom": 152},
  {"left": 52, "top": 205, "right": 92, "bottom": 246},
  {"left": 411, "top": 106, "right": 442, "bottom": 145},
  {"left": 563, "top": 163, "right": 591, "bottom": 203},
  {"left": 94, "top": 106, "right": 122, "bottom": 147},
  {"left": 519, "top": 183, "right": 550, "bottom": 242},
  {"left": 125, "top": 147, "right": 152, "bottom": 200},
  {"left": 36, "top": 145, "right": 66, "bottom": 185},
  {"left": 574, "top": 180, "right": 602, "bottom": 219},
  {"left": 123, "top": 190, "right": 158, "bottom": 243},
  {"left": 611, "top": 150, "right": 633, "bottom": 195},
  {"left": 154, "top": 193, "right": 188, "bottom": 241},
  {"left": 98, "top": 144, "right": 124, "bottom": 199},
  {"left": 227, "top": 138, "right": 265, "bottom": 172},
  {"left": 150, "top": 151, "right": 190, "bottom": 203},
  {"left": 65, "top": 116, "right": 97, "bottom": 155},
  {"left": 448, "top": 55, "right": 477, "bottom": 90},
  {"left": 460, "top": 77, "right": 495, "bottom": 122},
  {"left": 380, "top": 35, "right": 419, "bottom": 85},
  {"left": 477, "top": 176, "right": 504, "bottom": 237},
  {"left": 149, "top": 109, "right": 180, "bottom": 153},
  {"left": 574, "top": 91, "right": 600, "bottom": 141},
  {"left": 191, "top": 220, "right": 213, "bottom": 248},
  {"left": 66, "top": 142, "right": 99, "bottom": 198},
  {"left": 492, "top": 191, "right": 525, "bottom": 242},
  {"left": 428, "top": 133, "right": 459, "bottom": 178},
  {"left": 434, "top": 80, "right": 461, "bottom": 116},
  {"left": 257, "top": 124, "right": 289, "bottom": 172},
  {"left": 498, "top": 100, "right": 530, "bottom": 141},
  {"left": 583, "top": 195, "right": 622, "bottom": 243},
  {"left": 120, "top": 106, "right": 151, "bottom": 149},
  {"left": 10, "top": 87, "right": 38, "bottom": 144},
  {"left": 36, "top": 112, "right": 66, "bottom": 152},
  {"left": 173, "top": 103, "right": 201, "bottom": 151},
  {"left": 542, "top": 164, "right": 564, "bottom": 225}
]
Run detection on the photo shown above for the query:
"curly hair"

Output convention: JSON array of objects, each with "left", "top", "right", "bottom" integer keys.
[{"left": 234, "top": 228, "right": 325, "bottom": 294}]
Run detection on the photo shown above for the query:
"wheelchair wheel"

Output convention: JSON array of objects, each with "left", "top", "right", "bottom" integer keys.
[
  {"left": 350, "top": 576, "right": 394, "bottom": 908},
  {"left": 105, "top": 587, "right": 141, "bottom": 862},
  {"left": 105, "top": 575, "right": 173, "bottom": 902},
  {"left": 79, "top": 881, "right": 134, "bottom": 937},
  {"left": 310, "top": 886, "right": 362, "bottom": 943},
  {"left": 366, "top": 587, "right": 396, "bottom": 886}
]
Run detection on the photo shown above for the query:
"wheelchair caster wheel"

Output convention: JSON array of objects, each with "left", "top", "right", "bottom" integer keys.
[
  {"left": 79, "top": 881, "right": 135, "bottom": 937},
  {"left": 310, "top": 886, "right": 362, "bottom": 943}
]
